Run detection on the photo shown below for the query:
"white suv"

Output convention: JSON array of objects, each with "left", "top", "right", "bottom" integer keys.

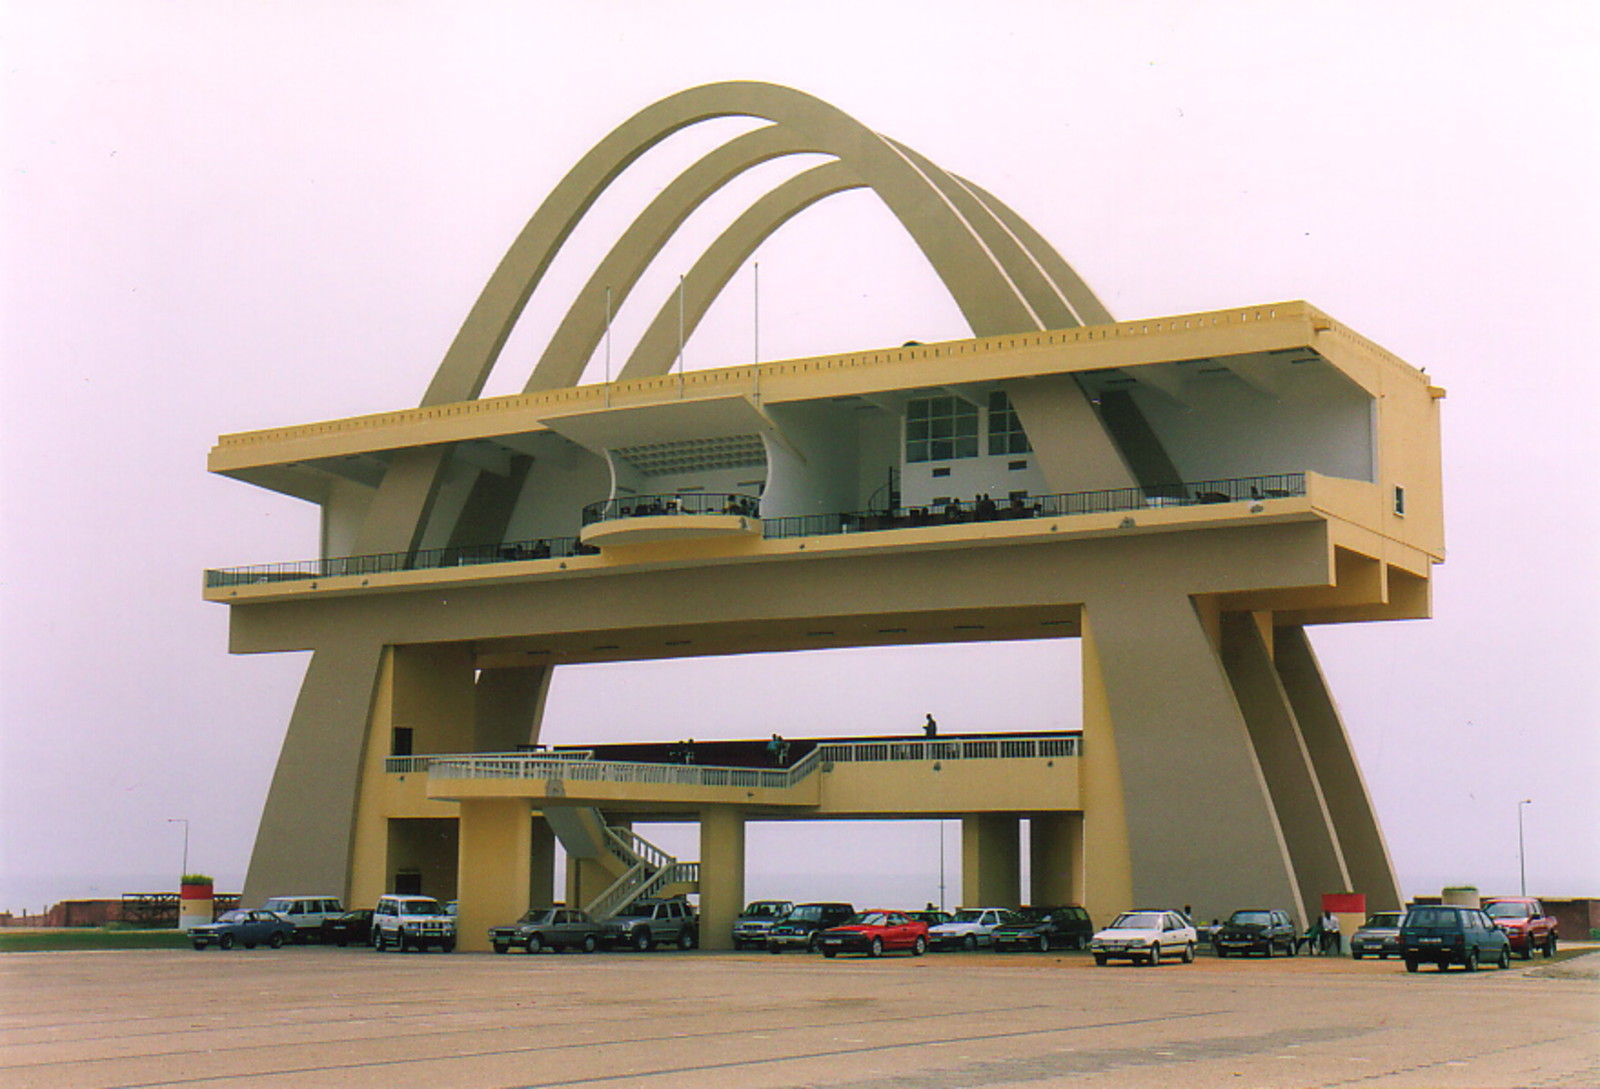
[
  {"left": 260, "top": 896, "right": 344, "bottom": 943},
  {"left": 372, "top": 894, "right": 456, "bottom": 953},
  {"left": 1090, "top": 909, "right": 1197, "bottom": 966}
]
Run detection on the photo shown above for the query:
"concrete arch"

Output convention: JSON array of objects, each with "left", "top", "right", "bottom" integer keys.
[
  {"left": 620, "top": 161, "right": 865, "bottom": 380},
  {"left": 423, "top": 81, "right": 1109, "bottom": 408}
]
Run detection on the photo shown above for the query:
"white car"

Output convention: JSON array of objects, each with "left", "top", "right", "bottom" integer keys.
[
  {"left": 928, "top": 907, "right": 1018, "bottom": 951},
  {"left": 371, "top": 894, "right": 456, "bottom": 953},
  {"left": 1090, "top": 909, "right": 1197, "bottom": 966}
]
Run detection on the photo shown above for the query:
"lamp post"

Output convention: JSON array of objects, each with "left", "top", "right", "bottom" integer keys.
[
  {"left": 167, "top": 818, "right": 190, "bottom": 878},
  {"left": 1516, "top": 799, "right": 1532, "bottom": 897}
]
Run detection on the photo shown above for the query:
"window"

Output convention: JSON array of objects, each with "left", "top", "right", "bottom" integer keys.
[
  {"left": 906, "top": 396, "right": 978, "bottom": 462},
  {"left": 1393, "top": 485, "right": 1406, "bottom": 516},
  {"left": 988, "top": 391, "right": 1032, "bottom": 455}
]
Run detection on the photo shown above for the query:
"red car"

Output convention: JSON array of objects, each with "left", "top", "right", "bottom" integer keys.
[
  {"left": 818, "top": 911, "right": 929, "bottom": 958},
  {"left": 1482, "top": 897, "right": 1558, "bottom": 959}
]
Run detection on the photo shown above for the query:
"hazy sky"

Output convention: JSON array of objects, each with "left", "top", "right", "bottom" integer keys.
[{"left": 3, "top": 1, "right": 1596, "bottom": 913}]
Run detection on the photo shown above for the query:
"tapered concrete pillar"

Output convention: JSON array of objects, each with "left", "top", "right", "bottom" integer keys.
[
  {"left": 1221, "top": 612, "right": 1348, "bottom": 925},
  {"left": 1080, "top": 613, "right": 1133, "bottom": 927},
  {"left": 961, "top": 814, "right": 1020, "bottom": 908},
  {"left": 1030, "top": 813, "right": 1083, "bottom": 907},
  {"left": 1081, "top": 588, "right": 1301, "bottom": 926},
  {"left": 530, "top": 818, "right": 557, "bottom": 907},
  {"left": 457, "top": 798, "right": 532, "bottom": 952},
  {"left": 1274, "top": 625, "right": 1402, "bottom": 912},
  {"left": 699, "top": 808, "right": 745, "bottom": 951}
]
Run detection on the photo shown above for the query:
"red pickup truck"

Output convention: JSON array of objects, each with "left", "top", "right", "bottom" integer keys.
[{"left": 1481, "top": 897, "right": 1558, "bottom": 958}]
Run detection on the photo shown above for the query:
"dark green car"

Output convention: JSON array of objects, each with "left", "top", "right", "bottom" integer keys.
[
  {"left": 991, "top": 906, "right": 1094, "bottom": 951},
  {"left": 1399, "top": 906, "right": 1512, "bottom": 972}
]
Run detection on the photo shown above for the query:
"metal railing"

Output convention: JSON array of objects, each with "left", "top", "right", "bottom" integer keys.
[
  {"left": 207, "top": 535, "right": 589, "bottom": 589},
  {"left": 207, "top": 474, "right": 1306, "bottom": 589},
  {"left": 762, "top": 473, "right": 1306, "bottom": 540},
  {"left": 582, "top": 492, "right": 760, "bottom": 524},
  {"left": 817, "top": 735, "right": 1080, "bottom": 763},
  {"left": 420, "top": 750, "right": 823, "bottom": 791}
]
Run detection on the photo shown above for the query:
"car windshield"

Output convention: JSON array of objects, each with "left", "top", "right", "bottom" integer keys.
[
  {"left": 1482, "top": 902, "right": 1528, "bottom": 918},
  {"left": 849, "top": 912, "right": 891, "bottom": 926},
  {"left": 400, "top": 900, "right": 446, "bottom": 916},
  {"left": 950, "top": 909, "right": 986, "bottom": 923},
  {"left": 1229, "top": 911, "right": 1273, "bottom": 926},
  {"left": 520, "top": 909, "right": 557, "bottom": 924},
  {"left": 744, "top": 903, "right": 787, "bottom": 918},
  {"left": 1108, "top": 912, "right": 1163, "bottom": 930},
  {"left": 1363, "top": 913, "right": 1402, "bottom": 928},
  {"left": 787, "top": 905, "right": 833, "bottom": 922},
  {"left": 1405, "top": 907, "right": 1459, "bottom": 927},
  {"left": 215, "top": 911, "right": 248, "bottom": 923}
]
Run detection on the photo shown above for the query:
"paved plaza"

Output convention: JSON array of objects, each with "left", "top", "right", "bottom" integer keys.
[{"left": 2, "top": 946, "right": 1596, "bottom": 1088}]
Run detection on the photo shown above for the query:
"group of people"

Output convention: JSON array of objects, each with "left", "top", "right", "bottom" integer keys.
[
  {"left": 764, "top": 734, "right": 791, "bottom": 766},
  {"left": 1303, "top": 910, "right": 1343, "bottom": 955}
]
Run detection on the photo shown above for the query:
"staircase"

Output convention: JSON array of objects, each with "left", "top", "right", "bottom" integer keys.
[{"left": 542, "top": 808, "right": 699, "bottom": 921}]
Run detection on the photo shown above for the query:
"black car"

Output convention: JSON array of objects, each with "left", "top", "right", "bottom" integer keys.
[
  {"left": 766, "top": 902, "right": 855, "bottom": 953},
  {"left": 991, "top": 906, "right": 1094, "bottom": 951},
  {"left": 1400, "top": 905, "right": 1512, "bottom": 972},
  {"left": 1349, "top": 911, "right": 1403, "bottom": 960},
  {"left": 320, "top": 909, "right": 374, "bottom": 947},
  {"left": 1214, "top": 909, "right": 1298, "bottom": 957}
]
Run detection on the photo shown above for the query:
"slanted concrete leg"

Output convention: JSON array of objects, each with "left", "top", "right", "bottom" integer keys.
[
  {"left": 962, "top": 814, "right": 1020, "bottom": 909},
  {"left": 1275, "top": 625, "right": 1403, "bottom": 912},
  {"left": 699, "top": 808, "right": 745, "bottom": 951},
  {"left": 457, "top": 799, "right": 532, "bottom": 952},
  {"left": 1081, "top": 589, "right": 1300, "bottom": 926},
  {"left": 1030, "top": 813, "right": 1083, "bottom": 908}
]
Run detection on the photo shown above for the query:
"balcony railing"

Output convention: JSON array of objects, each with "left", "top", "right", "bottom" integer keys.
[
  {"left": 581, "top": 492, "right": 760, "bottom": 525},
  {"left": 817, "top": 735, "right": 1080, "bottom": 763},
  {"left": 207, "top": 473, "right": 1305, "bottom": 589}
]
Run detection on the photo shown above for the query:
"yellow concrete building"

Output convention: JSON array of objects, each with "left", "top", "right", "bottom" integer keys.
[{"left": 208, "top": 83, "right": 1443, "bottom": 951}]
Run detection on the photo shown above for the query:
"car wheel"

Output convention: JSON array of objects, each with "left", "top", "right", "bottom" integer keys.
[
  {"left": 243, "top": 941, "right": 257, "bottom": 950},
  {"left": 493, "top": 942, "right": 509, "bottom": 954},
  {"left": 1145, "top": 943, "right": 1160, "bottom": 966},
  {"left": 582, "top": 935, "right": 598, "bottom": 954},
  {"left": 1545, "top": 935, "right": 1557, "bottom": 958},
  {"left": 869, "top": 937, "right": 883, "bottom": 958},
  {"left": 822, "top": 947, "right": 838, "bottom": 958},
  {"left": 1521, "top": 939, "right": 1535, "bottom": 961},
  {"left": 1182, "top": 942, "right": 1195, "bottom": 964},
  {"left": 526, "top": 934, "right": 543, "bottom": 954},
  {"left": 336, "top": 939, "right": 349, "bottom": 948},
  {"left": 220, "top": 935, "right": 234, "bottom": 950},
  {"left": 632, "top": 930, "right": 652, "bottom": 953},
  {"left": 398, "top": 933, "right": 410, "bottom": 953},
  {"left": 192, "top": 941, "right": 206, "bottom": 951},
  {"left": 1264, "top": 942, "right": 1273, "bottom": 959},
  {"left": 679, "top": 928, "right": 697, "bottom": 951},
  {"left": 807, "top": 933, "right": 822, "bottom": 954},
  {"left": 1036, "top": 935, "right": 1050, "bottom": 953},
  {"left": 1093, "top": 953, "right": 1108, "bottom": 966},
  {"left": 913, "top": 936, "right": 927, "bottom": 957},
  {"left": 962, "top": 934, "right": 978, "bottom": 952},
  {"left": 269, "top": 933, "right": 285, "bottom": 949},
  {"left": 1405, "top": 957, "right": 1419, "bottom": 973},
  {"left": 1215, "top": 946, "right": 1228, "bottom": 959},
  {"left": 440, "top": 940, "right": 455, "bottom": 953},
  {"left": 1464, "top": 947, "right": 1479, "bottom": 972},
  {"left": 768, "top": 943, "right": 781, "bottom": 954},
  {"left": 1352, "top": 950, "right": 1363, "bottom": 960},
  {"left": 1497, "top": 945, "right": 1511, "bottom": 970}
]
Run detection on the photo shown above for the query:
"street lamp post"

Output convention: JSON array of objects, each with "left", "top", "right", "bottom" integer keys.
[
  {"left": 167, "top": 818, "right": 190, "bottom": 878},
  {"left": 1517, "top": 799, "right": 1533, "bottom": 897}
]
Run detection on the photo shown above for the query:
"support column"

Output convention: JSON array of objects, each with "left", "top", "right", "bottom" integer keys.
[
  {"left": 1274, "top": 625, "right": 1403, "bottom": 912},
  {"left": 1080, "top": 614, "right": 1132, "bottom": 927},
  {"left": 530, "top": 818, "right": 557, "bottom": 907},
  {"left": 1081, "top": 587, "right": 1301, "bottom": 926},
  {"left": 457, "top": 798, "right": 533, "bottom": 953},
  {"left": 1030, "top": 813, "right": 1083, "bottom": 907},
  {"left": 1221, "top": 612, "right": 1349, "bottom": 924},
  {"left": 698, "top": 808, "right": 745, "bottom": 951},
  {"left": 961, "top": 814, "right": 1020, "bottom": 908}
]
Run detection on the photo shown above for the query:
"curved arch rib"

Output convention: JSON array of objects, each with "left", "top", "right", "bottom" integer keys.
[
  {"left": 620, "top": 161, "right": 865, "bottom": 380},
  {"left": 525, "top": 125, "right": 835, "bottom": 393}
]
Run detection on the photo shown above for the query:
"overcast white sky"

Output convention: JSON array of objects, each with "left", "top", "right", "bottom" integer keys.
[{"left": 3, "top": 1, "right": 1596, "bottom": 913}]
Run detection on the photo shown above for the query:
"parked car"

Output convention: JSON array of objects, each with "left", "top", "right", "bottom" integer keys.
[
  {"left": 190, "top": 909, "right": 295, "bottom": 951},
  {"left": 906, "top": 909, "right": 953, "bottom": 928},
  {"left": 1481, "top": 897, "right": 1558, "bottom": 959},
  {"left": 928, "top": 907, "right": 1018, "bottom": 951},
  {"left": 991, "top": 906, "right": 1094, "bottom": 952},
  {"left": 731, "top": 900, "right": 794, "bottom": 949},
  {"left": 1399, "top": 905, "right": 1512, "bottom": 972},
  {"left": 260, "top": 896, "right": 345, "bottom": 943},
  {"left": 320, "top": 909, "right": 374, "bottom": 947},
  {"left": 1213, "top": 909, "right": 1298, "bottom": 958},
  {"left": 766, "top": 902, "right": 856, "bottom": 953},
  {"left": 1349, "top": 911, "right": 1403, "bottom": 960},
  {"left": 818, "top": 911, "right": 929, "bottom": 958},
  {"left": 604, "top": 898, "right": 697, "bottom": 951},
  {"left": 372, "top": 894, "right": 456, "bottom": 953},
  {"left": 490, "top": 907, "right": 603, "bottom": 954},
  {"left": 1089, "top": 910, "right": 1197, "bottom": 966}
]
